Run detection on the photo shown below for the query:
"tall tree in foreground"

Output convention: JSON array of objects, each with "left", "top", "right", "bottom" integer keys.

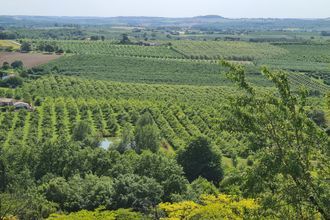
[
  {"left": 134, "top": 111, "right": 160, "bottom": 153},
  {"left": 221, "top": 61, "right": 330, "bottom": 219},
  {"left": 177, "top": 136, "right": 223, "bottom": 185}
]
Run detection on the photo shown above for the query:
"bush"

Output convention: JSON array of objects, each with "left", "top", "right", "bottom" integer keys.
[
  {"left": 42, "top": 175, "right": 114, "bottom": 212},
  {"left": 0, "top": 76, "right": 23, "bottom": 88},
  {"left": 20, "top": 42, "right": 31, "bottom": 52},
  {"left": 111, "top": 174, "right": 163, "bottom": 212},
  {"left": 308, "top": 109, "right": 327, "bottom": 128},
  {"left": 247, "top": 157, "right": 254, "bottom": 166},
  {"left": 11, "top": 60, "right": 23, "bottom": 69}
]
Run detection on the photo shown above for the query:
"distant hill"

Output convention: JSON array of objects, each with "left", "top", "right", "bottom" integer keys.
[
  {"left": 193, "top": 15, "right": 225, "bottom": 19},
  {"left": 1, "top": 15, "right": 330, "bottom": 31}
]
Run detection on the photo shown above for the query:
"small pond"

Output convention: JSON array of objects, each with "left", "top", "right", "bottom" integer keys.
[{"left": 99, "top": 138, "right": 113, "bottom": 150}]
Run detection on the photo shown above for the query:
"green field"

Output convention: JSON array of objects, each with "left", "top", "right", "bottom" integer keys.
[
  {"left": 41, "top": 54, "right": 274, "bottom": 86},
  {"left": 171, "top": 40, "right": 288, "bottom": 60},
  {"left": 1, "top": 75, "right": 247, "bottom": 154},
  {"left": 16, "top": 75, "right": 239, "bottom": 103},
  {"left": 0, "top": 40, "right": 20, "bottom": 51},
  {"left": 25, "top": 39, "right": 330, "bottom": 89},
  {"left": 31, "top": 40, "right": 184, "bottom": 58},
  {"left": 260, "top": 43, "right": 330, "bottom": 73}
]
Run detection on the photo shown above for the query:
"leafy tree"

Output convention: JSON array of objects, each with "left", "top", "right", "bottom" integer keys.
[
  {"left": 308, "top": 109, "right": 327, "bottom": 128},
  {"left": 0, "top": 190, "right": 56, "bottom": 220},
  {"left": 90, "top": 36, "right": 100, "bottom": 41},
  {"left": 107, "top": 114, "right": 119, "bottom": 137},
  {"left": 44, "top": 44, "right": 55, "bottom": 53},
  {"left": 2, "top": 62, "right": 10, "bottom": 70},
  {"left": 111, "top": 174, "right": 163, "bottom": 212},
  {"left": 56, "top": 49, "right": 64, "bottom": 54},
  {"left": 35, "top": 140, "right": 83, "bottom": 179},
  {"left": 221, "top": 61, "right": 330, "bottom": 219},
  {"left": 20, "top": 42, "right": 31, "bottom": 52},
  {"left": 48, "top": 207, "right": 145, "bottom": 220},
  {"left": 0, "top": 76, "right": 23, "bottom": 88},
  {"left": 134, "top": 112, "right": 160, "bottom": 153},
  {"left": 177, "top": 136, "right": 223, "bottom": 184},
  {"left": 134, "top": 151, "right": 188, "bottom": 201},
  {"left": 72, "top": 120, "right": 93, "bottom": 142},
  {"left": 159, "top": 194, "right": 259, "bottom": 220},
  {"left": 117, "top": 123, "right": 134, "bottom": 153},
  {"left": 120, "top": 33, "right": 131, "bottom": 44},
  {"left": 185, "top": 177, "right": 219, "bottom": 202},
  {"left": 42, "top": 174, "right": 114, "bottom": 212},
  {"left": 11, "top": 60, "right": 23, "bottom": 69},
  {"left": 106, "top": 150, "right": 139, "bottom": 178}
]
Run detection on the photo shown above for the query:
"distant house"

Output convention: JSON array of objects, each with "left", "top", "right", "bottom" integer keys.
[
  {"left": 0, "top": 98, "right": 33, "bottom": 110},
  {"left": 13, "top": 102, "right": 32, "bottom": 110},
  {"left": 1, "top": 74, "right": 16, "bottom": 80},
  {"left": 0, "top": 98, "right": 14, "bottom": 106},
  {"left": 137, "top": 42, "right": 161, "bottom": 46}
]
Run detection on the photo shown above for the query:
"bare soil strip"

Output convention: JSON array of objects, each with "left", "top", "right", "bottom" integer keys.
[{"left": 0, "top": 52, "right": 62, "bottom": 68}]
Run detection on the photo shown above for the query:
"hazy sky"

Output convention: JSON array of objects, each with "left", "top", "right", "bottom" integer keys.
[{"left": 1, "top": 0, "right": 329, "bottom": 18}]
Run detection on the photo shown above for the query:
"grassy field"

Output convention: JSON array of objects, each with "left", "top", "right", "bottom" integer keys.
[{"left": 0, "top": 40, "right": 20, "bottom": 51}]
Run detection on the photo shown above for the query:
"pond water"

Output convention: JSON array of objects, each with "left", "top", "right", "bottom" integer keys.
[{"left": 99, "top": 138, "right": 113, "bottom": 150}]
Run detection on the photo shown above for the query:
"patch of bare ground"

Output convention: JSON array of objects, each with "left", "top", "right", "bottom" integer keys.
[{"left": 0, "top": 52, "right": 62, "bottom": 68}]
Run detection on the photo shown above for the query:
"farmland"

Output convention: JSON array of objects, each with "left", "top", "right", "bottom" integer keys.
[
  {"left": 0, "top": 15, "right": 330, "bottom": 220},
  {"left": 41, "top": 54, "right": 274, "bottom": 86},
  {"left": 23, "top": 39, "right": 329, "bottom": 89},
  {"left": 170, "top": 40, "right": 288, "bottom": 60},
  {"left": 0, "top": 40, "right": 20, "bottom": 51},
  {"left": 16, "top": 75, "right": 240, "bottom": 103},
  {"left": 39, "top": 40, "right": 184, "bottom": 58},
  {"left": 0, "top": 96, "right": 227, "bottom": 152},
  {"left": 0, "top": 52, "right": 62, "bottom": 68},
  {"left": 260, "top": 43, "right": 330, "bottom": 74}
]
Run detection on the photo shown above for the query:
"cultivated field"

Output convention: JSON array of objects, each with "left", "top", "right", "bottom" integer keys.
[
  {"left": 0, "top": 52, "right": 62, "bottom": 68},
  {"left": 0, "top": 40, "right": 20, "bottom": 50}
]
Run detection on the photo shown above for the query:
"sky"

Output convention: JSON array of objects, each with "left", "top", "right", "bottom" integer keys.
[{"left": 1, "top": 0, "right": 329, "bottom": 18}]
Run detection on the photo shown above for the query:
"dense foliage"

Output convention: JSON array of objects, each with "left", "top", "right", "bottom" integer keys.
[{"left": 221, "top": 61, "right": 330, "bottom": 219}]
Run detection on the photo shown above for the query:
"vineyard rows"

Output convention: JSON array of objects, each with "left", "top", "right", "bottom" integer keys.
[
  {"left": 34, "top": 40, "right": 184, "bottom": 58},
  {"left": 42, "top": 54, "right": 272, "bottom": 86},
  {"left": 17, "top": 75, "right": 238, "bottom": 103},
  {"left": 170, "top": 40, "right": 288, "bottom": 60},
  {"left": 0, "top": 98, "right": 226, "bottom": 150},
  {"left": 33, "top": 40, "right": 330, "bottom": 91},
  {"left": 289, "top": 72, "right": 330, "bottom": 94}
]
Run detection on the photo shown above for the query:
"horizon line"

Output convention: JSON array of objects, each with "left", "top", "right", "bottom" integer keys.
[{"left": 0, "top": 14, "right": 329, "bottom": 20}]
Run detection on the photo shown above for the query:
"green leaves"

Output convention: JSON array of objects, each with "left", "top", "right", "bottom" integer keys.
[
  {"left": 221, "top": 62, "right": 330, "bottom": 219},
  {"left": 134, "top": 112, "right": 160, "bottom": 153},
  {"left": 177, "top": 136, "right": 223, "bottom": 185}
]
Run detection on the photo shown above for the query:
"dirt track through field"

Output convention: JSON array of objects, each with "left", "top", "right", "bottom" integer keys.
[{"left": 0, "top": 52, "right": 62, "bottom": 68}]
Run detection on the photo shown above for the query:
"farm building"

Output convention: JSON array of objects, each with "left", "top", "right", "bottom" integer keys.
[
  {"left": 0, "top": 98, "right": 33, "bottom": 110},
  {"left": 13, "top": 102, "right": 32, "bottom": 110},
  {"left": 1, "top": 74, "right": 16, "bottom": 80},
  {"left": 0, "top": 98, "right": 14, "bottom": 106}
]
